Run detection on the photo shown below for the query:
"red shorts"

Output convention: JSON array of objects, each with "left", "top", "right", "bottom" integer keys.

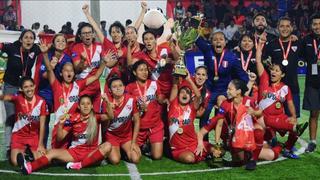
[
  {"left": 68, "top": 146, "right": 97, "bottom": 162},
  {"left": 137, "top": 122, "right": 164, "bottom": 146},
  {"left": 105, "top": 131, "right": 132, "bottom": 147},
  {"left": 171, "top": 141, "right": 212, "bottom": 163},
  {"left": 11, "top": 134, "right": 39, "bottom": 151},
  {"left": 264, "top": 113, "right": 293, "bottom": 132}
]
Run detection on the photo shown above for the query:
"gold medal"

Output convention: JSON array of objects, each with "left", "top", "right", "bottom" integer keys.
[
  {"left": 214, "top": 76, "right": 219, "bottom": 81},
  {"left": 275, "top": 102, "right": 281, "bottom": 109},
  {"left": 177, "top": 127, "right": 184, "bottom": 134},
  {"left": 60, "top": 97, "right": 64, "bottom": 104}
]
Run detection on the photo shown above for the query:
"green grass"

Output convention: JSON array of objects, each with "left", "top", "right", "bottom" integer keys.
[{"left": 0, "top": 76, "right": 320, "bottom": 179}]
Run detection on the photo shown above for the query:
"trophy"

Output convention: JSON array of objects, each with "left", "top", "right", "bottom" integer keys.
[{"left": 172, "top": 15, "right": 202, "bottom": 76}]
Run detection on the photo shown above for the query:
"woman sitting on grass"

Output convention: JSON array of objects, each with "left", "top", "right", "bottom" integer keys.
[{"left": 17, "top": 95, "right": 113, "bottom": 174}]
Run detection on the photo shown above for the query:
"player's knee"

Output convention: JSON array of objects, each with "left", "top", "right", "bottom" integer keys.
[
  {"left": 10, "top": 156, "right": 18, "bottom": 166},
  {"left": 109, "top": 156, "right": 121, "bottom": 165},
  {"left": 130, "top": 154, "right": 141, "bottom": 164},
  {"left": 182, "top": 154, "right": 195, "bottom": 164},
  {"left": 152, "top": 153, "right": 162, "bottom": 160},
  {"left": 100, "top": 142, "right": 112, "bottom": 155},
  {"left": 151, "top": 151, "right": 162, "bottom": 160}
]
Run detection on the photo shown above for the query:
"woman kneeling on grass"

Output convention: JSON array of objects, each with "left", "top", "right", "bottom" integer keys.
[
  {"left": 168, "top": 72, "right": 215, "bottom": 164},
  {"left": 17, "top": 95, "right": 113, "bottom": 175}
]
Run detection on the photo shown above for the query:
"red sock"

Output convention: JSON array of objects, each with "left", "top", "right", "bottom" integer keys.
[
  {"left": 285, "top": 131, "right": 298, "bottom": 150},
  {"left": 81, "top": 149, "right": 105, "bottom": 168},
  {"left": 272, "top": 145, "right": 282, "bottom": 160},
  {"left": 264, "top": 127, "right": 275, "bottom": 141},
  {"left": 30, "top": 156, "right": 49, "bottom": 171},
  {"left": 253, "top": 129, "right": 264, "bottom": 161}
]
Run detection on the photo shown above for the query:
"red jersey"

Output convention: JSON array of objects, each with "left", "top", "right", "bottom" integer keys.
[
  {"left": 258, "top": 70, "right": 292, "bottom": 117},
  {"left": 168, "top": 98, "right": 197, "bottom": 150},
  {"left": 204, "top": 96, "right": 256, "bottom": 131},
  {"left": 63, "top": 112, "right": 102, "bottom": 149},
  {"left": 51, "top": 79, "right": 87, "bottom": 125},
  {"left": 11, "top": 94, "right": 48, "bottom": 138},
  {"left": 133, "top": 44, "right": 173, "bottom": 97},
  {"left": 103, "top": 94, "right": 138, "bottom": 138},
  {"left": 126, "top": 80, "right": 163, "bottom": 129},
  {"left": 71, "top": 42, "right": 104, "bottom": 79}
]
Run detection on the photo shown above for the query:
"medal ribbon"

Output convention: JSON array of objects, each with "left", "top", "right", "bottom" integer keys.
[
  {"left": 62, "top": 83, "right": 73, "bottom": 112},
  {"left": 177, "top": 105, "right": 187, "bottom": 127},
  {"left": 57, "top": 53, "right": 65, "bottom": 63},
  {"left": 82, "top": 44, "right": 95, "bottom": 66},
  {"left": 240, "top": 50, "right": 252, "bottom": 71},
  {"left": 136, "top": 81, "right": 149, "bottom": 105},
  {"left": 214, "top": 50, "right": 225, "bottom": 77},
  {"left": 278, "top": 39, "right": 292, "bottom": 62},
  {"left": 20, "top": 47, "right": 28, "bottom": 76},
  {"left": 313, "top": 39, "right": 320, "bottom": 61},
  {"left": 24, "top": 96, "right": 36, "bottom": 127}
]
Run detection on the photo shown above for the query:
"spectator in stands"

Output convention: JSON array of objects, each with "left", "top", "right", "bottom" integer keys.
[
  {"left": 125, "top": 19, "right": 132, "bottom": 27},
  {"left": 213, "top": 22, "right": 227, "bottom": 35},
  {"left": 247, "top": 0, "right": 261, "bottom": 12},
  {"left": 215, "top": 0, "right": 228, "bottom": 24},
  {"left": 0, "top": 20, "right": 5, "bottom": 30},
  {"left": 233, "top": 8, "right": 246, "bottom": 26},
  {"left": 65, "top": 21, "right": 74, "bottom": 35},
  {"left": 225, "top": 19, "right": 238, "bottom": 41},
  {"left": 186, "top": 0, "right": 199, "bottom": 16},
  {"left": 59, "top": 25, "right": 68, "bottom": 34},
  {"left": 3, "top": 5, "right": 16, "bottom": 28},
  {"left": 100, "top": 20, "right": 108, "bottom": 38},
  {"left": 174, "top": 0, "right": 185, "bottom": 22},
  {"left": 31, "top": 22, "right": 40, "bottom": 34},
  {"left": 202, "top": 0, "right": 216, "bottom": 27}
]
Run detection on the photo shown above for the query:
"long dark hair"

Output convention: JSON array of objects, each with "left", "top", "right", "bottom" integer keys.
[
  {"left": 75, "top": 23, "right": 94, "bottom": 43},
  {"left": 230, "top": 79, "right": 248, "bottom": 97}
]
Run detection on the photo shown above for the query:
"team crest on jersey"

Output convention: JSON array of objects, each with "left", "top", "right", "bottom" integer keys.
[
  {"left": 126, "top": 104, "right": 132, "bottom": 111},
  {"left": 222, "top": 61, "right": 228, "bottom": 68},
  {"left": 72, "top": 52, "right": 77, "bottom": 58},
  {"left": 29, "top": 52, "right": 35, "bottom": 59},
  {"left": 218, "top": 107, "right": 225, "bottom": 114},
  {"left": 291, "top": 46, "right": 297, "bottom": 52},
  {"left": 40, "top": 65, "right": 46, "bottom": 71}
]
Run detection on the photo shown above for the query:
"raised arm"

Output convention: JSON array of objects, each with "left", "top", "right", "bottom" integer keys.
[
  {"left": 185, "top": 71, "right": 201, "bottom": 109},
  {"left": 134, "top": 1, "right": 147, "bottom": 31},
  {"left": 255, "top": 35, "right": 267, "bottom": 77},
  {"left": 169, "top": 77, "right": 179, "bottom": 101},
  {"left": 39, "top": 43, "right": 56, "bottom": 85},
  {"left": 82, "top": 4, "right": 104, "bottom": 42}
]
